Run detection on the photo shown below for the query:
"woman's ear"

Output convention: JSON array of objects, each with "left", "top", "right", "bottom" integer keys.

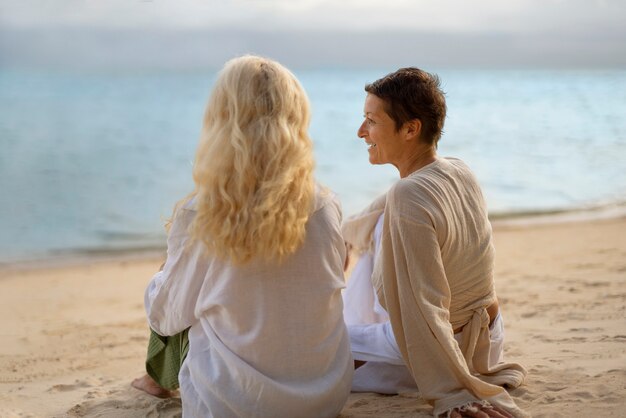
[{"left": 403, "top": 119, "right": 422, "bottom": 141}]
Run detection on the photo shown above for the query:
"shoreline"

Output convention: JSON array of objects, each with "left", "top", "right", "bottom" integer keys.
[
  {"left": 489, "top": 199, "right": 626, "bottom": 226},
  {"left": 2, "top": 201, "right": 624, "bottom": 273},
  {"left": 0, "top": 248, "right": 166, "bottom": 276}
]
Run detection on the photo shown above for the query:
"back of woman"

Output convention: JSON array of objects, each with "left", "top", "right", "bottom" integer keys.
[
  {"left": 389, "top": 157, "right": 496, "bottom": 323},
  {"left": 142, "top": 56, "right": 353, "bottom": 418},
  {"left": 166, "top": 190, "right": 352, "bottom": 417}
]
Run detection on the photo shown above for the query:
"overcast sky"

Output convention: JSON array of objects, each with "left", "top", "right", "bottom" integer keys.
[
  {"left": 1, "top": 0, "right": 625, "bottom": 69},
  {"left": 1, "top": 0, "right": 624, "bottom": 33}
]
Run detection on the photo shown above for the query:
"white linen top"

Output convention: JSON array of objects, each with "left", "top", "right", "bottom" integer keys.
[{"left": 145, "top": 187, "right": 353, "bottom": 418}]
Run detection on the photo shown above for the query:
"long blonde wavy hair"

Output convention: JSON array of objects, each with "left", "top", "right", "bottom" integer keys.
[{"left": 186, "top": 55, "right": 315, "bottom": 264}]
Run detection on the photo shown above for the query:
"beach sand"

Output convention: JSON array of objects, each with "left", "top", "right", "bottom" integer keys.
[{"left": 1, "top": 217, "right": 625, "bottom": 417}]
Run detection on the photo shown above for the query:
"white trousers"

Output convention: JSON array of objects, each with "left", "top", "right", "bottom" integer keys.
[{"left": 343, "top": 214, "right": 505, "bottom": 394}]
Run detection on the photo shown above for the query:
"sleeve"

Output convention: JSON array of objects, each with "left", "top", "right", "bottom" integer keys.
[
  {"left": 381, "top": 194, "right": 483, "bottom": 414},
  {"left": 341, "top": 193, "right": 386, "bottom": 253},
  {"left": 144, "top": 208, "right": 211, "bottom": 336}
]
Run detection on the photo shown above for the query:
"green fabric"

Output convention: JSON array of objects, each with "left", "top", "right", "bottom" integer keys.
[{"left": 145, "top": 328, "right": 190, "bottom": 390}]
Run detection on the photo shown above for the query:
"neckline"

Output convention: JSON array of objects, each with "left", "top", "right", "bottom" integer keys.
[{"left": 406, "top": 156, "right": 442, "bottom": 178}]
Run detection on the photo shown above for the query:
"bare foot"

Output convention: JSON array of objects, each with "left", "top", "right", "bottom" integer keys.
[{"left": 131, "top": 374, "right": 174, "bottom": 398}]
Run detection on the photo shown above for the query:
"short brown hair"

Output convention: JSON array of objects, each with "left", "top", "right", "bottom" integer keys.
[{"left": 365, "top": 67, "right": 446, "bottom": 146}]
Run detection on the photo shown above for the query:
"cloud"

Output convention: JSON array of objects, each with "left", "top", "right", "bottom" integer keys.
[
  {"left": 0, "top": 0, "right": 624, "bottom": 35},
  {"left": 0, "top": 0, "right": 255, "bottom": 28}
]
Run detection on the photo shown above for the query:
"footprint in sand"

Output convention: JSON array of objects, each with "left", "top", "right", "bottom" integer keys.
[
  {"left": 583, "top": 281, "right": 610, "bottom": 287},
  {"left": 47, "top": 376, "right": 115, "bottom": 393},
  {"left": 67, "top": 397, "right": 181, "bottom": 418},
  {"left": 568, "top": 327, "right": 603, "bottom": 332},
  {"left": 0, "top": 409, "right": 37, "bottom": 418},
  {"left": 347, "top": 398, "right": 372, "bottom": 409},
  {"left": 47, "top": 380, "right": 92, "bottom": 392}
]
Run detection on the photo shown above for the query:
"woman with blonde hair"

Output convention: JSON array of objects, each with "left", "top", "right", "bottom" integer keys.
[{"left": 131, "top": 55, "right": 353, "bottom": 417}]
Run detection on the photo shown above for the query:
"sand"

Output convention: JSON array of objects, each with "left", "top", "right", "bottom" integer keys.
[{"left": 1, "top": 216, "right": 625, "bottom": 417}]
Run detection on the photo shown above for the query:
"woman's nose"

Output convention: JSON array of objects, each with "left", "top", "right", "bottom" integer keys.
[{"left": 357, "top": 121, "right": 366, "bottom": 138}]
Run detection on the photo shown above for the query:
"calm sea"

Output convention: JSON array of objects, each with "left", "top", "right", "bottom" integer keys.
[{"left": 1, "top": 68, "right": 625, "bottom": 263}]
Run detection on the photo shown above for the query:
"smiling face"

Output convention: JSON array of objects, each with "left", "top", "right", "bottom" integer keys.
[{"left": 357, "top": 93, "right": 407, "bottom": 167}]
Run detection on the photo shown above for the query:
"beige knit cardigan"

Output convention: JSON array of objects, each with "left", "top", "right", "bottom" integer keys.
[{"left": 343, "top": 158, "right": 528, "bottom": 418}]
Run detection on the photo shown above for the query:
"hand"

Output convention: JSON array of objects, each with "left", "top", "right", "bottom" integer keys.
[{"left": 449, "top": 402, "right": 513, "bottom": 418}]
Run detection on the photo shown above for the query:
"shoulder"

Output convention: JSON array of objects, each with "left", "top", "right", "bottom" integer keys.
[
  {"left": 312, "top": 183, "right": 342, "bottom": 220},
  {"left": 166, "top": 194, "right": 198, "bottom": 239},
  {"left": 386, "top": 158, "right": 471, "bottom": 224},
  {"left": 390, "top": 157, "right": 479, "bottom": 199},
  {"left": 386, "top": 161, "right": 440, "bottom": 209},
  {"left": 442, "top": 156, "right": 468, "bottom": 169},
  {"left": 386, "top": 178, "right": 434, "bottom": 227},
  {"left": 182, "top": 195, "right": 197, "bottom": 211},
  {"left": 442, "top": 157, "right": 478, "bottom": 179},
  {"left": 303, "top": 184, "right": 344, "bottom": 246},
  {"left": 440, "top": 157, "right": 485, "bottom": 199},
  {"left": 178, "top": 195, "right": 199, "bottom": 223}
]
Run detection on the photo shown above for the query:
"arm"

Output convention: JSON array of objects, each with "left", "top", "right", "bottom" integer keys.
[
  {"left": 342, "top": 193, "right": 386, "bottom": 253},
  {"left": 380, "top": 187, "right": 506, "bottom": 415},
  {"left": 145, "top": 207, "right": 210, "bottom": 336},
  {"left": 380, "top": 181, "right": 525, "bottom": 417},
  {"left": 383, "top": 212, "right": 478, "bottom": 403}
]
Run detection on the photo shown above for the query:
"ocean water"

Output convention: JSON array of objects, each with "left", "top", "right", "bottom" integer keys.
[{"left": 1, "top": 68, "right": 625, "bottom": 263}]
